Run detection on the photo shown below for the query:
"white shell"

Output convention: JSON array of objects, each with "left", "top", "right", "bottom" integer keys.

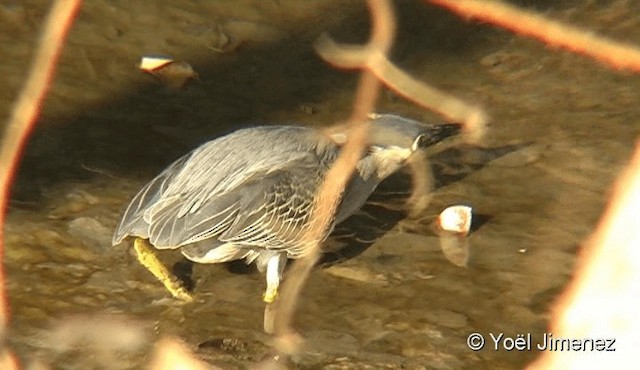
[
  {"left": 139, "top": 56, "right": 174, "bottom": 72},
  {"left": 438, "top": 205, "right": 472, "bottom": 235}
]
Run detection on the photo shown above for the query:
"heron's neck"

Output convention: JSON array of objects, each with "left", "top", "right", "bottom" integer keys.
[{"left": 366, "top": 147, "right": 413, "bottom": 179}]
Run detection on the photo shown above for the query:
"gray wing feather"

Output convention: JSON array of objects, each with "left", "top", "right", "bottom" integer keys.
[
  {"left": 334, "top": 174, "right": 380, "bottom": 224},
  {"left": 147, "top": 191, "right": 240, "bottom": 248},
  {"left": 220, "top": 168, "right": 319, "bottom": 253},
  {"left": 148, "top": 162, "right": 320, "bottom": 251},
  {"left": 164, "top": 126, "right": 328, "bottom": 219},
  {"left": 112, "top": 155, "right": 190, "bottom": 245},
  {"left": 113, "top": 126, "right": 338, "bottom": 252}
]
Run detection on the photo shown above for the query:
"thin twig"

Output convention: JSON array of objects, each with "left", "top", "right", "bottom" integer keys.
[
  {"left": 315, "top": 32, "right": 486, "bottom": 143},
  {"left": 271, "top": 0, "right": 395, "bottom": 356},
  {"left": 427, "top": 0, "right": 640, "bottom": 72},
  {"left": 0, "top": 0, "right": 82, "bottom": 332},
  {"left": 405, "top": 153, "right": 435, "bottom": 217}
]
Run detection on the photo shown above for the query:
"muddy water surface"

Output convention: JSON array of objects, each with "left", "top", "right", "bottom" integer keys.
[{"left": 3, "top": 0, "right": 640, "bottom": 369}]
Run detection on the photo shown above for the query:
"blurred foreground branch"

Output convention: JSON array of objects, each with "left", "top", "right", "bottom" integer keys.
[
  {"left": 0, "top": 0, "right": 82, "bottom": 358},
  {"left": 428, "top": 0, "right": 640, "bottom": 72},
  {"left": 269, "top": 0, "right": 395, "bottom": 358},
  {"left": 528, "top": 141, "right": 640, "bottom": 369},
  {"left": 315, "top": 36, "right": 487, "bottom": 143},
  {"left": 150, "top": 338, "right": 214, "bottom": 370}
]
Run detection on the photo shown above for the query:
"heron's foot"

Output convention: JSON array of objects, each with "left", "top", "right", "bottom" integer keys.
[
  {"left": 263, "top": 286, "right": 278, "bottom": 304},
  {"left": 263, "top": 253, "right": 287, "bottom": 304},
  {"left": 133, "top": 238, "right": 194, "bottom": 302}
]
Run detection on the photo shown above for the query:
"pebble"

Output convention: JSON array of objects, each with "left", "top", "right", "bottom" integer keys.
[
  {"left": 6, "top": 243, "right": 49, "bottom": 264},
  {"left": 480, "top": 50, "right": 519, "bottom": 67},
  {"left": 430, "top": 309, "right": 468, "bottom": 329},
  {"left": 67, "top": 189, "right": 100, "bottom": 205},
  {"left": 304, "top": 330, "right": 360, "bottom": 354},
  {"left": 84, "top": 270, "right": 127, "bottom": 292},
  {"left": 223, "top": 20, "right": 283, "bottom": 50},
  {"left": 488, "top": 144, "right": 542, "bottom": 167},
  {"left": 17, "top": 306, "right": 49, "bottom": 323},
  {"left": 180, "top": 22, "right": 231, "bottom": 52},
  {"left": 49, "top": 189, "right": 101, "bottom": 218},
  {"left": 148, "top": 60, "right": 199, "bottom": 89},
  {"left": 46, "top": 314, "right": 148, "bottom": 353},
  {"left": 67, "top": 217, "right": 113, "bottom": 249},
  {"left": 323, "top": 264, "right": 388, "bottom": 285},
  {"left": 71, "top": 295, "right": 102, "bottom": 307}
]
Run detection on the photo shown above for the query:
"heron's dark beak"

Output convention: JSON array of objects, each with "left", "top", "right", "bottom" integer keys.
[{"left": 418, "top": 123, "right": 460, "bottom": 148}]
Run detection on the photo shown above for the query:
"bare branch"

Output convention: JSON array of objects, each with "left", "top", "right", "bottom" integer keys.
[
  {"left": 0, "top": 0, "right": 82, "bottom": 334},
  {"left": 528, "top": 141, "right": 640, "bottom": 369},
  {"left": 270, "top": 0, "right": 395, "bottom": 356},
  {"left": 428, "top": 0, "right": 640, "bottom": 72},
  {"left": 315, "top": 30, "right": 486, "bottom": 143}
]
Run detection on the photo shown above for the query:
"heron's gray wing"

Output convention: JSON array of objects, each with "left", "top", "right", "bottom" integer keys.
[
  {"left": 219, "top": 165, "right": 322, "bottom": 256},
  {"left": 217, "top": 153, "right": 383, "bottom": 255},
  {"left": 334, "top": 173, "right": 380, "bottom": 225},
  {"left": 112, "top": 155, "right": 190, "bottom": 245},
  {"left": 145, "top": 179, "right": 248, "bottom": 248},
  {"left": 113, "top": 125, "right": 338, "bottom": 247},
  {"left": 160, "top": 126, "right": 336, "bottom": 219},
  {"left": 146, "top": 159, "right": 324, "bottom": 254}
]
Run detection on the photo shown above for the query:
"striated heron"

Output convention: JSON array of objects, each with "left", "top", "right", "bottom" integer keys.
[{"left": 112, "top": 114, "right": 459, "bottom": 306}]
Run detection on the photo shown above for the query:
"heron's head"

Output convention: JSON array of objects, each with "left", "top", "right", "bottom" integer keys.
[
  {"left": 327, "top": 113, "right": 459, "bottom": 178},
  {"left": 367, "top": 113, "right": 459, "bottom": 152},
  {"left": 362, "top": 113, "right": 459, "bottom": 178}
]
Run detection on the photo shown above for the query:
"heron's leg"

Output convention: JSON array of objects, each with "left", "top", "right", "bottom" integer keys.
[
  {"left": 263, "top": 253, "right": 287, "bottom": 304},
  {"left": 133, "top": 238, "right": 193, "bottom": 302}
]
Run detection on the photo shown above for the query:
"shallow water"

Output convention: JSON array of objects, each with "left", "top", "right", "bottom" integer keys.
[{"left": 3, "top": 0, "right": 640, "bottom": 369}]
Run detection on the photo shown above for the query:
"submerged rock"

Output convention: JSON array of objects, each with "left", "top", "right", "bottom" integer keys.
[{"left": 67, "top": 217, "right": 112, "bottom": 249}]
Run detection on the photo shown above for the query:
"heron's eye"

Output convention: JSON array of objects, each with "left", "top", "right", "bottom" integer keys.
[
  {"left": 412, "top": 134, "right": 428, "bottom": 151},
  {"left": 418, "top": 134, "right": 429, "bottom": 147}
]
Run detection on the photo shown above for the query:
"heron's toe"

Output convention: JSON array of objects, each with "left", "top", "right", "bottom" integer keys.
[
  {"left": 133, "top": 238, "right": 194, "bottom": 302},
  {"left": 263, "top": 285, "right": 278, "bottom": 304}
]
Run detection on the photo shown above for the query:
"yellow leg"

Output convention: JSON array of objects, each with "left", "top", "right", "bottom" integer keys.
[
  {"left": 133, "top": 238, "right": 193, "bottom": 302},
  {"left": 263, "top": 287, "right": 278, "bottom": 304},
  {"left": 263, "top": 253, "right": 285, "bottom": 304}
]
